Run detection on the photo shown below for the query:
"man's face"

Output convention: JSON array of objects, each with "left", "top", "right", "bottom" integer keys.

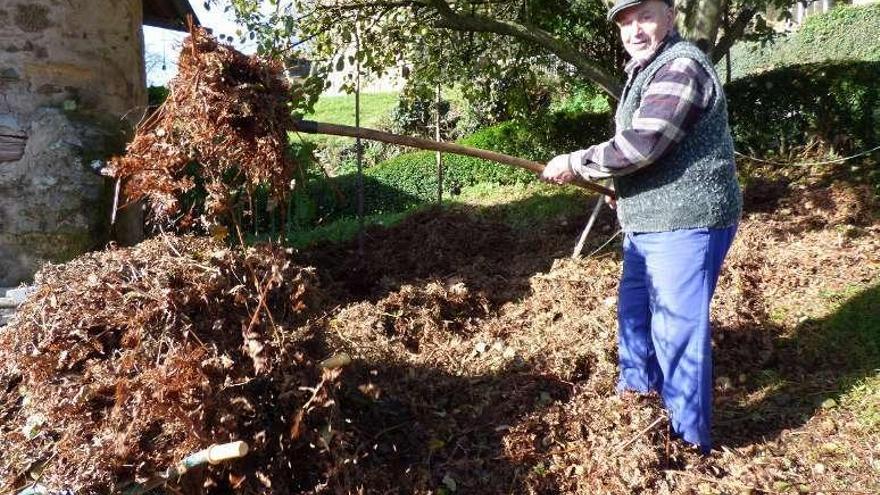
[{"left": 615, "top": 0, "right": 675, "bottom": 63}]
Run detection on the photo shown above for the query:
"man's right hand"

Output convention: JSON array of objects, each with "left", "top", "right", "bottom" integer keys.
[{"left": 541, "top": 154, "right": 575, "bottom": 184}]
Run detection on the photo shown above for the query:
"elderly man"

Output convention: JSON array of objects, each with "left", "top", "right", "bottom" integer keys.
[{"left": 541, "top": 0, "right": 742, "bottom": 452}]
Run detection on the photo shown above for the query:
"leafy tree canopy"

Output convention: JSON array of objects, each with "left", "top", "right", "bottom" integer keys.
[{"left": 212, "top": 0, "right": 795, "bottom": 109}]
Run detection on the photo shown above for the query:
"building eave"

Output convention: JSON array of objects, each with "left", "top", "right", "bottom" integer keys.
[{"left": 143, "top": 0, "right": 200, "bottom": 32}]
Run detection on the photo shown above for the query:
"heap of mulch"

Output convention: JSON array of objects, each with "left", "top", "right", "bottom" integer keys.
[
  {"left": 1, "top": 168, "right": 877, "bottom": 493},
  {"left": 0, "top": 236, "right": 337, "bottom": 494},
  {"left": 107, "top": 27, "right": 297, "bottom": 227},
  {"left": 296, "top": 209, "right": 689, "bottom": 493},
  {"left": 289, "top": 175, "right": 879, "bottom": 493},
  {"left": 301, "top": 209, "right": 529, "bottom": 303},
  {"left": 697, "top": 178, "right": 880, "bottom": 494}
]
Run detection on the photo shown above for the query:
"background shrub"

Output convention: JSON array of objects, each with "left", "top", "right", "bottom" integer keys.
[
  {"left": 387, "top": 93, "right": 458, "bottom": 140},
  {"left": 723, "top": 3, "right": 880, "bottom": 80},
  {"left": 549, "top": 83, "right": 612, "bottom": 115},
  {"left": 297, "top": 110, "right": 612, "bottom": 223},
  {"left": 147, "top": 85, "right": 169, "bottom": 107},
  {"left": 726, "top": 61, "right": 879, "bottom": 155}
]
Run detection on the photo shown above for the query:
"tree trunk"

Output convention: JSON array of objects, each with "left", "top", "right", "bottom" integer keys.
[
  {"left": 710, "top": 7, "right": 757, "bottom": 64},
  {"left": 676, "top": 0, "right": 725, "bottom": 53}
]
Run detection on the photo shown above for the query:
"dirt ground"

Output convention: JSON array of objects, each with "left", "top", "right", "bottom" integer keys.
[{"left": 1, "top": 162, "right": 878, "bottom": 494}]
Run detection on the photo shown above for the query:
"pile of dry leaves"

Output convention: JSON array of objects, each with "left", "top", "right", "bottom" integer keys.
[
  {"left": 0, "top": 237, "right": 338, "bottom": 494},
  {"left": 1, "top": 173, "right": 877, "bottom": 493},
  {"left": 107, "top": 27, "right": 297, "bottom": 228}
]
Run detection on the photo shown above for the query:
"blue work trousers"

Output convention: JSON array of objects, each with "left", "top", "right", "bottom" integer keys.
[{"left": 617, "top": 225, "right": 737, "bottom": 451}]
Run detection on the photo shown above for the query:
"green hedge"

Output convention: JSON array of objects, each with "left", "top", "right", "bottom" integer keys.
[
  {"left": 726, "top": 61, "right": 879, "bottom": 155},
  {"left": 357, "top": 128, "right": 538, "bottom": 214},
  {"left": 297, "top": 111, "right": 612, "bottom": 222},
  {"left": 795, "top": 4, "right": 880, "bottom": 63},
  {"left": 147, "top": 86, "right": 169, "bottom": 107}
]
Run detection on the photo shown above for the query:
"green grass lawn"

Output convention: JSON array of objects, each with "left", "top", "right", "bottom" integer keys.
[{"left": 300, "top": 92, "right": 399, "bottom": 147}]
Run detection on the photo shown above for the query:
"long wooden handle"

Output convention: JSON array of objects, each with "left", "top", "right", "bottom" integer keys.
[{"left": 294, "top": 120, "right": 616, "bottom": 198}]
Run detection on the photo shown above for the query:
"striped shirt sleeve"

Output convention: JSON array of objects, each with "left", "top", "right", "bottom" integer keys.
[{"left": 572, "top": 57, "right": 714, "bottom": 179}]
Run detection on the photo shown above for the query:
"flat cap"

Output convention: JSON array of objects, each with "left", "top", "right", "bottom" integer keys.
[{"left": 608, "top": 0, "right": 673, "bottom": 22}]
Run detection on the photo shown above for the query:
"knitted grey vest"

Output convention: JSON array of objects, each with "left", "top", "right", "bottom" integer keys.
[{"left": 613, "top": 39, "right": 742, "bottom": 233}]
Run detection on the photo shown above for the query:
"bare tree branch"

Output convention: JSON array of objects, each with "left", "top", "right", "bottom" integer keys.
[
  {"left": 317, "top": 0, "right": 417, "bottom": 11},
  {"left": 288, "top": 32, "right": 321, "bottom": 50}
]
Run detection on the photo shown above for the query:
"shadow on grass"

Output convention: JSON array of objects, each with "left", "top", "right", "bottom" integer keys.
[
  {"left": 714, "top": 156, "right": 879, "bottom": 447},
  {"left": 713, "top": 282, "right": 880, "bottom": 447}
]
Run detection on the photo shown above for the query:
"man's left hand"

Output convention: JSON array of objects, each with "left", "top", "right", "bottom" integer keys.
[{"left": 542, "top": 154, "right": 575, "bottom": 184}]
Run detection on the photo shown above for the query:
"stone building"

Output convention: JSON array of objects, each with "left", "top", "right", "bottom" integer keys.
[{"left": 0, "top": 0, "right": 196, "bottom": 286}]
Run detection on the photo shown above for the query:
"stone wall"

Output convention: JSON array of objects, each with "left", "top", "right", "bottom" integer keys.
[{"left": 0, "top": 0, "right": 147, "bottom": 285}]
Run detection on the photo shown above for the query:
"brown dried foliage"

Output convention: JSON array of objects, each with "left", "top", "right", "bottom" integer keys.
[
  {"left": 1, "top": 168, "right": 877, "bottom": 493},
  {"left": 302, "top": 211, "right": 687, "bottom": 493},
  {"left": 107, "top": 28, "right": 297, "bottom": 228},
  {"left": 0, "top": 237, "right": 331, "bottom": 493}
]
